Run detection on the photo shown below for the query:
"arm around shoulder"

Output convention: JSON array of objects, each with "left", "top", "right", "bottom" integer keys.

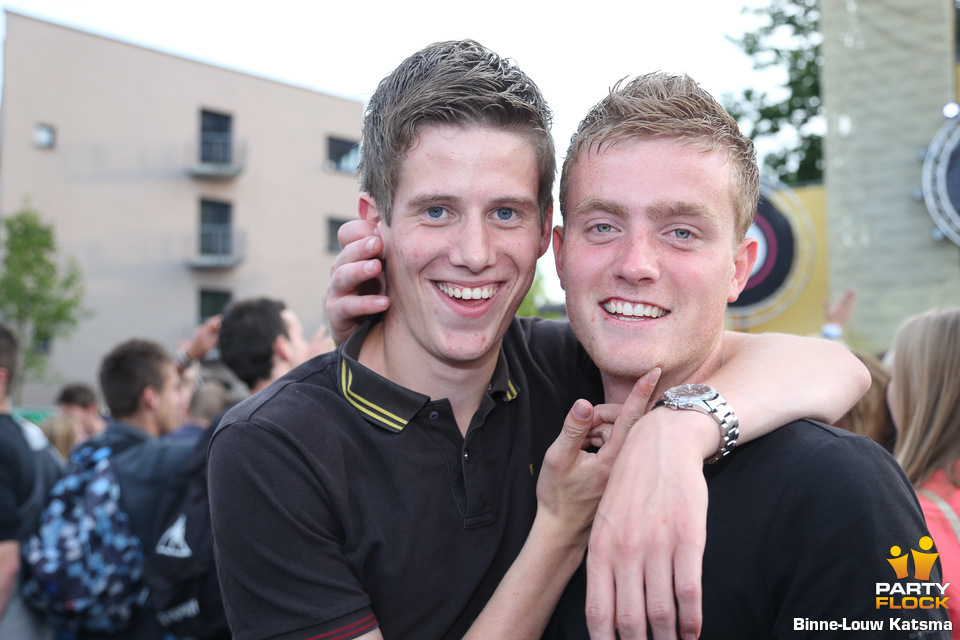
[{"left": 710, "top": 331, "right": 870, "bottom": 443}]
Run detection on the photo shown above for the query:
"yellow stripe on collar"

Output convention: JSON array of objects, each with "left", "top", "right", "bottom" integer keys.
[{"left": 340, "top": 360, "right": 408, "bottom": 432}]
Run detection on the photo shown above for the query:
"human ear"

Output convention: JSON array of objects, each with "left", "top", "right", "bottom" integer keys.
[
  {"left": 358, "top": 193, "right": 382, "bottom": 224},
  {"left": 142, "top": 385, "right": 159, "bottom": 411},
  {"left": 537, "top": 204, "right": 553, "bottom": 258},
  {"left": 552, "top": 225, "right": 566, "bottom": 291},
  {"left": 728, "top": 236, "right": 759, "bottom": 303}
]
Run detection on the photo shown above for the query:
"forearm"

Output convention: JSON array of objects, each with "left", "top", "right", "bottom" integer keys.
[
  {"left": 464, "top": 512, "right": 587, "bottom": 640},
  {"left": 706, "top": 331, "right": 869, "bottom": 445}
]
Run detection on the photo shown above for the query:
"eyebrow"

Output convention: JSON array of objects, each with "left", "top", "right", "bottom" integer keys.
[
  {"left": 404, "top": 193, "right": 539, "bottom": 211},
  {"left": 646, "top": 200, "right": 719, "bottom": 222},
  {"left": 569, "top": 197, "right": 718, "bottom": 221},
  {"left": 569, "top": 198, "right": 629, "bottom": 220}
]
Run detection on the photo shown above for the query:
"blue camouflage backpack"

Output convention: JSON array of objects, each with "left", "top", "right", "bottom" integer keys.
[{"left": 20, "top": 442, "right": 149, "bottom": 633}]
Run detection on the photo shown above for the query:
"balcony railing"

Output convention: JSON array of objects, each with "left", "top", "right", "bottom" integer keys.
[
  {"left": 187, "top": 224, "right": 245, "bottom": 268},
  {"left": 187, "top": 134, "right": 246, "bottom": 179}
]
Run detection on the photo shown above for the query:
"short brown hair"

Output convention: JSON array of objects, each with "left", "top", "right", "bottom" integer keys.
[
  {"left": 559, "top": 73, "right": 759, "bottom": 243},
  {"left": 359, "top": 39, "right": 555, "bottom": 224},
  {"left": 98, "top": 339, "right": 171, "bottom": 420}
]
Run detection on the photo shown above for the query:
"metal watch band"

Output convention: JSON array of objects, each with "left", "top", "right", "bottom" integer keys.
[
  {"left": 704, "top": 394, "right": 739, "bottom": 464},
  {"left": 654, "top": 385, "right": 740, "bottom": 464}
]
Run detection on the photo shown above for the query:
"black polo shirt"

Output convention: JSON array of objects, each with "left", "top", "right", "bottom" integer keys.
[{"left": 209, "top": 316, "right": 602, "bottom": 640}]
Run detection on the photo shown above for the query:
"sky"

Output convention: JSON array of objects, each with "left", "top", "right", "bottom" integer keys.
[{"left": 0, "top": 0, "right": 780, "bottom": 300}]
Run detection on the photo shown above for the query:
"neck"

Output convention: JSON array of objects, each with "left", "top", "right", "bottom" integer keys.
[
  {"left": 600, "top": 342, "right": 728, "bottom": 407},
  {"left": 359, "top": 320, "right": 499, "bottom": 436},
  {"left": 117, "top": 414, "right": 158, "bottom": 437}
]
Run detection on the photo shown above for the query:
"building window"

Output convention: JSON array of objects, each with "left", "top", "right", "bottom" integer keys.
[
  {"left": 33, "top": 123, "right": 55, "bottom": 149},
  {"left": 327, "top": 218, "right": 351, "bottom": 252},
  {"left": 200, "top": 199, "right": 233, "bottom": 256},
  {"left": 200, "top": 110, "right": 233, "bottom": 164},
  {"left": 200, "top": 289, "right": 232, "bottom": 323},
  {"left": 328, "top": 137, "right": 359, "bottom": 173}
]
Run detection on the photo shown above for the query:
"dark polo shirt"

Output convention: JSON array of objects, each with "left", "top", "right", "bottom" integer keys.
[{"left": 209, "top": 317, "right": 602, "bottom": 640}]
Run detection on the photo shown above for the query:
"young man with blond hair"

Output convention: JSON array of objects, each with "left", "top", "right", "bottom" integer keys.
[{"left": 550, "top": 72, "right": 948, "bottom": 638}]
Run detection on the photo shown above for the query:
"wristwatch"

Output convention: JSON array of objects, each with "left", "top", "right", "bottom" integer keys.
[{"left": 654, "top": 384, "right": 740, "bottom": 464}]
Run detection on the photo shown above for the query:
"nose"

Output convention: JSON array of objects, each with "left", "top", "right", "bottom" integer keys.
[
  {"left": 451, "top": 216, "right": 495, "bottom": 272},
  {"left": 613, "top": 231, "right": 660, "bottom": 283}
]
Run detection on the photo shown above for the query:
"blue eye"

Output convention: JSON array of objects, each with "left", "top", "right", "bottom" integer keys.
[
  {"left": 595, "top": 223, "right": 613, "bottom": 233},
  {"left": 495, "top": 208, "right": 515, "bottom": 221},
  {"left": 427, "top": 206, "right": 445, "bottom": 219},
  {"left": 673, "top": 228, "right": 692, "bottom": 239}
]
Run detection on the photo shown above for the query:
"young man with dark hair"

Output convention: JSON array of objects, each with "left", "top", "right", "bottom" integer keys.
[
  {"left": 213, "top": 40, "right": 869, "bottom": 640},
  {"left": 0, "top": 323, "right": 61, "bottom": 639},
  {"left": 549, "top": 72, "right": 948, "bottom": 638},
  {"left": 147, "top": 298, "right": 319, "bottom": 640},
  {"left": 75, "top": 339, "right": 194, "bottom": 640},
  {"left": 217, "top": 298, "right": 309, "bottom": 393}
]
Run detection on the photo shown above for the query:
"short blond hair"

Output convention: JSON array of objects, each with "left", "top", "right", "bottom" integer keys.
[{"left": 559, "top": 73, "right": 759, "bottom": 243}]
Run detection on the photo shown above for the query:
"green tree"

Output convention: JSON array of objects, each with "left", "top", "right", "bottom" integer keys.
[
  {"left": 726, "top": 0, "right": 823, "bottom": 184},
  {"left": 0, "top": 207, "right": 89, "bottom": 399},
  {"left": 516, "top": 269, "right": 548, "bottom": 318}
]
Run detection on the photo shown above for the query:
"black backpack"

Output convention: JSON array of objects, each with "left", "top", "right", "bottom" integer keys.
[{"left": 144, "top": 426, "right": 230, "bottom": 639}]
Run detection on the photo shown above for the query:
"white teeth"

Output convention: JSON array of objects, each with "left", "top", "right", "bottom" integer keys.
[
  {"left": 602, "top": 300, "right": 666, "bottom": 319},
  {"left": 437, "top": 283, "right": 498, "bottom": 300}
]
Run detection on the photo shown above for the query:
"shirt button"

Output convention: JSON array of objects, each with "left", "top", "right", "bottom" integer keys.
[
  {"left": 428, "top": 410, "right": 439, "bottom": 420},
  {"left": 463, "top": 451, "right": 469, "bottom": 461}
]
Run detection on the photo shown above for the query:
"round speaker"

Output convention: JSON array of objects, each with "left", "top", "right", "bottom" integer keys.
[{"left": 726, "top": 181, "right": 817, "bottom": 328}]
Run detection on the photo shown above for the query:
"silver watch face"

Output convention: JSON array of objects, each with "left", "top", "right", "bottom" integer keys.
[{"left": 664, "top": 383, "right": 715, "bottom": 402}]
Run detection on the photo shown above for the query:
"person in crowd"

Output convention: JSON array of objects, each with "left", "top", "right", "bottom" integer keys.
[
  {"left": 38, "top": 413, "right": 82, "bottom": 460},
  {"left": 0, "top": 323, "right": 61, "bottom": 639},
  {"left": 835, "top": 350, "right": 896, "bottom": 452},
  {"left": 213, "top": 40, "right": 869, "bottom": 640},
  {"left": 167, "top": 377, "right": 229, "bottom": 441},
  {"left": 889, "top": 307, "right": 960, "bottom": 630},
  {"left": 149, "top": 297, "right": 330, "bottom": 640},
  {"left": 56, "top": 383, "right": 107, "bottom": 443},
  {"left": 76, "top": 339, "right": 194, "bottom": 640},
  {"left": 217, "top": 298, "right": 312, "bottom": 397}
]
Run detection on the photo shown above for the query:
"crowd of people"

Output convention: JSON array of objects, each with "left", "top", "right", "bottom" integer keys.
[{"left": 2, "top": 37, "right": 959, "bottom": 640}]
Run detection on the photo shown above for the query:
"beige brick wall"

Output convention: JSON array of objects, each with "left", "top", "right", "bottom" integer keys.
[{"left": 822, "top": 0, "right": 960, "bottom": 356}]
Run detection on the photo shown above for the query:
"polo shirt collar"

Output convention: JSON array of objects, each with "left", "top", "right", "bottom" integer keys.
[{"left": 337, "top": 321, "right": 521, "bottom": 433}]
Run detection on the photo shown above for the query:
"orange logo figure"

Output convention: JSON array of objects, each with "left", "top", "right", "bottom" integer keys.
[
  {"left": 888, "top": 545, "right": 910, "bottom": 579},
  {"left": 912, "top": 536, "right": 939, "bottom": 581}
]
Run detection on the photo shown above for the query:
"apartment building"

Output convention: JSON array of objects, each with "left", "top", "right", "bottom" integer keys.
[{"left": 0, "top": 12, "right": 363, "bottom": 405}]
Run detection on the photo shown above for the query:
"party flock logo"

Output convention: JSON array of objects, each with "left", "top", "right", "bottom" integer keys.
[{"left": 876, "top": 536, "right": 949, "bottom": 610}]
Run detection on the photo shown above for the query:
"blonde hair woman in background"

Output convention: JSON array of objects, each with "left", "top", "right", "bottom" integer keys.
[
  {"left": 38, "top": 413, "right": 83, "bottom": 460},
  {"left": 889, "top": 307, "right": 960, "bottom": 630}
]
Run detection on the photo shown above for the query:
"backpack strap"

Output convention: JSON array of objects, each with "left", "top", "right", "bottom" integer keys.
[{"left": 918, "top": 487, "right": 960, "bottom": 545}]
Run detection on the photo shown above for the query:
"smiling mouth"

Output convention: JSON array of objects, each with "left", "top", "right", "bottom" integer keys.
[
  {"left": 436, "top": 282, "right": 500, "bottom": 300},
  {"left": 602, "top": 299, "right": 668, "bottom": 320}
]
